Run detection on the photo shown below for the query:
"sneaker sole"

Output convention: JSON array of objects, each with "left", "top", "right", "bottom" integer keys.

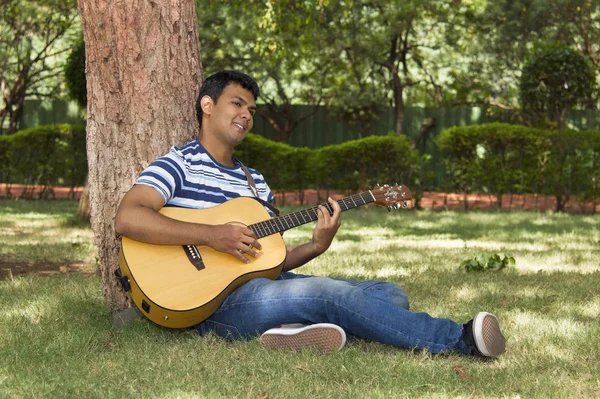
[
  {"left": 260, "top": 323, "right": 346, "bottom": 353},
  {"left": 474, "top": 312, "right": 506, "bottom": 357}
]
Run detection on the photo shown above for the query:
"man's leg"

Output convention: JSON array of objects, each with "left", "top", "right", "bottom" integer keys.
[{"left": 195, "top": 273, "right": 481, "bottom": 355}]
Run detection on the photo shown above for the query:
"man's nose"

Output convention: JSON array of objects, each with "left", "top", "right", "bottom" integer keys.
[{"left": 240, "top": 108, "right": 252, "bottom": 119}]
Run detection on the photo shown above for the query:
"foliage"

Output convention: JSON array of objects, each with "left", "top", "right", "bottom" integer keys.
[
  {"left": 452, "top": 0, "right": 600, "bottom": 111},
  {"left": 520, "top": 44, "right": 596, "bottom": 127},
  {"left": 0, "top": 124, "right": 87, "bottom": 197},
  {"left": 197, "top": 0, "right": 335, "bottom": 143},
  {"left": 0, "top": 0, "right": 79, "bottom": 135},
  {"left": 437, "top": 123, "right": 600, "bottom": 211},
  {"left": 234, "top": 133, "right": 428, "bottom": 206},
  {"left": 314, "top": 134, "right": 423, "bottom": 196},
  {"left": 316, "top": 0, "right": 476, "bottom": 135},
  {"left": 64, "top": 37, "right": 86, "bottom": 108},
  {"left": 537, "top": 129, "right": 600, "bottom": 211},
  {"left": 461, "top": 253, "right": 515, "bottom": 273},
  {"left": 234, "top": 133, "right": 315, "bottom": 203},
  {"left": 196, "top": 0, "right": 479, "bottom": 139}
]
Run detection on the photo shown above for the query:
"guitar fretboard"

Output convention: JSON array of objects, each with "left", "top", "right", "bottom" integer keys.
[{"left": 249, "top": 191, "right": 375, "bottom": 239}]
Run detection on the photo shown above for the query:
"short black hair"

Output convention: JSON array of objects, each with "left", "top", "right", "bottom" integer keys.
[{"left": 195, "top": 70, "right": 260, "bottom": 128}]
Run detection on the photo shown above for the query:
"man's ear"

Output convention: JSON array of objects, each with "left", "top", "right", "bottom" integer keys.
[{"left": 200, "top": 95, "right": 213, "bottom": 116}]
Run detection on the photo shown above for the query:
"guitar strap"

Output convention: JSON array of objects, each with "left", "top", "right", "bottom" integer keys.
[{"left": 237, "top": 159, "right": 281, "bottom": 217}]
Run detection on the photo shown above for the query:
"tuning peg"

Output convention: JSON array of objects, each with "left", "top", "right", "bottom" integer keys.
[
  {"left": 384, "top": 184, "right": 389, "bottom": 188},
  {"left": 395, "top": 203, "right": 402, "bottom": 209},
  {"left": 403, "top": 201, "right": 408, "bottom": 208},
  {"left": 376, "top": 183, "right": 380, "bottom": 187},
  {"left": 387, "top": 206, "right": 392, "bottom": 212},
  {"left": 395, "top": 182, "right": 399, "bottom": 186}
]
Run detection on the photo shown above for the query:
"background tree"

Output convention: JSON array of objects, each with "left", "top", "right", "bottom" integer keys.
[
  {"left": 0, "top": 0, "right": 78, "bottom": 135},
  {"left": 64, "top": 37, "right": 87, "bottom": 108},
  {"left": 520, "top": 44, "right": 596, "bottom": 128},
  {"left": 197, "top": 0, "right": 334, "bottom": 143},
  {"left": 64, "top": 36, "right": 92, "bottom": 222},
  {"left": 78, "top": 0, "right": 202, "bottom": 309},
  {"left": 454, "top": 0, "right": 600, "bottom": 112},
  {"left": 316, "top": 0, "right": 475, "bottom": 136}
]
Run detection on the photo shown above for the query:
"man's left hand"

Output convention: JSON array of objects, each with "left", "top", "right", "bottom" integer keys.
[{"left": 311, "top": 197, "right": 341, "bottom": 255}]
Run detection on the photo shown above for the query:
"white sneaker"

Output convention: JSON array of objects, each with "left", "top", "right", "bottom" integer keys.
[
  {"left": 260, "top": 323, "right": 346, "bottom": 353},
  {"left": 472, "top": 312, "right": 506, "bottom": 357}
]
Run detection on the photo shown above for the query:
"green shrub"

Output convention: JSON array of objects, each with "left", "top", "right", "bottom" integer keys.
[
  {"left": 520, "top": 44, "right": 596, "bottom": 127},
  {"left": 461, "top": 253, "right": 515, "bottom": 272},
  {"left": 437, "top": 123, "right": 600, "bottom": 211},
  {"left": 234, "top": 133, "right": 316, "bottom": 204},
  {"left": 1, "top": 124, "right": 87, "bottom": 197},
  {"left": 235, "top": 133, "right": 427, "bottom": 207},
  {"left": 314, "top": 134, "right": 422, "bottom": 194}
]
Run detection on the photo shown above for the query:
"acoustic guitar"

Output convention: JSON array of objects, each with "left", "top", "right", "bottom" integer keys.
[{"left": 118, "top": 184, "right": 412, "bottom": 328}]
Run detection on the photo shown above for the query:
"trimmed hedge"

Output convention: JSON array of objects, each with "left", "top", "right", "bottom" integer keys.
[
  {"left": 437, "top": 123, "right": 600, "bottom": 211},
  {"left": 0, "top": 124, "right": 87, "bottom": 198},
  {"left": 235, "top": 133, "right": 430, "bottom": 207},
  {"left": 314, "top": 134, "right": 430, "bottom": 207},
  {"left": 234, "top": 133, "right": 315, "bottom": 204}
]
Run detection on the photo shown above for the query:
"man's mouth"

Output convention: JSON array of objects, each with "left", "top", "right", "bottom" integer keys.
[{"left": 233, "top": 122, "right": 246, "bottom": 132}]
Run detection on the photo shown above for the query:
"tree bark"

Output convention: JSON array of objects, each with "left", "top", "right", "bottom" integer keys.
[
  {"left": 78, "top": 0, "right": 202, "bottom": 310},
  {"left": 77, "top": 176, "right": 91, "bottom": 222}
]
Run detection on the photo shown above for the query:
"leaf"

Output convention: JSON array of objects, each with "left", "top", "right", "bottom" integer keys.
[
  {"left": 461, "top": 252, "right": 515, "bottom": 272},
  {"left": 257, "top": 388, "right": 271, "bottom": 399},
  {"left": 453, "top": 362, "right": 473, "bottom": 380}
]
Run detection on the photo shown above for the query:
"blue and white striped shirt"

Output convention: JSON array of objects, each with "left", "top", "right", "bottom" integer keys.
[{"left": 136, "top": 139, "right": 274, "bottom": 211}]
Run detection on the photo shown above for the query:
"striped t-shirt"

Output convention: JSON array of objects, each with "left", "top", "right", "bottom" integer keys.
[{"left": 136, "top": 139, "right": 274, "bottom": 212}]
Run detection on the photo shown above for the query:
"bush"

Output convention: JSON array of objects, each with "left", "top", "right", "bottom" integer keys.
[
  {"left": 520, "top": 44, "right": 596, "bottom": 127},
  {"left": 0, "top": 124, "right": 87, "bottom": 198},
  {"left": 437, "top": 123, "right": 600, "bottom": 211},
  {"left": 235, "top": 133, "right": 428, "bottom": 207},
  {"left": 234, "top": 133, "right": 315, "bottom": 204}
]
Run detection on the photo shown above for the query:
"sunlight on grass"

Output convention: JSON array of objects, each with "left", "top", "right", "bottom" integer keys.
[
  {"left": 454, "top": 286, "right": 479, "bottom": 301},
  {"left": 516, "top": 254, "right": 599, "bottom": 274},
  {"left": 0, "top": 299, "right": 55, "bottom": 325},
  {"left": 556, "top": 300, "right": 600, "bottom": 319},
  {"left": 512, "top": 311, "right": 586, "bottom": 339},
  {"left": 0, "top": 201, "right": 96, "bottom": 263}
]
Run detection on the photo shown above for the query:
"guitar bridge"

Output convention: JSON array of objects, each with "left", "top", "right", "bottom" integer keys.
[{"left": 183, "top": 245, "right": 205, "bottom": 270}]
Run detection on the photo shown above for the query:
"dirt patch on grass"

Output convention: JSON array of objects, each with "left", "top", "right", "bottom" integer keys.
[{"left": 0, "top": 260, "right": 97, "bottom": 281}]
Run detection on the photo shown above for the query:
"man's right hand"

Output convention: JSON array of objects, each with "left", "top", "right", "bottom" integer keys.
[{"left": 207, "top": 224, "right": 262, "bottom": 263}]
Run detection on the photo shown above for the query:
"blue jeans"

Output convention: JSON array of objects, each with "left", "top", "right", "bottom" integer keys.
[{"left": 195, "top": 272, "right": 468, "bottom": 354}]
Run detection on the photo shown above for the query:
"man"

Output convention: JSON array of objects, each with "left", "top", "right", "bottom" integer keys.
[{"left": 115, "top": 70, "right": 506, "bottom": 357}]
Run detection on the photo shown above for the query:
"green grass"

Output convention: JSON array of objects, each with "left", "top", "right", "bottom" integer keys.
[
  {"left": 1, "top": 201, "right": 599, "bottom": 398},
  {"left": 0, "top": 199, "right": 96, "bottom": 264}
]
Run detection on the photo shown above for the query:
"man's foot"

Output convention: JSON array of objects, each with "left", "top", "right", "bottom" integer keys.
[
  {"left": 463, "top": 312, "right": 506, "bottom": 358},
  {"left": 260, "top": 323, "right": 346, "bottom": 353}
]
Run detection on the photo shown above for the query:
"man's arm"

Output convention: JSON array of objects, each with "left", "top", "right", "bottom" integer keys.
[
  {"left": 114, "top": 185, "right": 261, "bottom": 263},
  {"left": 282, "top": 197, "right": 341, "bottom": 272}
]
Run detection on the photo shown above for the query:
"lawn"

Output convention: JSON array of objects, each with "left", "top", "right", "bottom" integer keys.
[{"left": 0, "top": 199, "right": 599, "bottom": 398}]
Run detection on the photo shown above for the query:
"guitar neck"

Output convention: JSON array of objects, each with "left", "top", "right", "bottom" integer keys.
[{"left": 250, "top": 191, "right": 376, "bottom": 239}]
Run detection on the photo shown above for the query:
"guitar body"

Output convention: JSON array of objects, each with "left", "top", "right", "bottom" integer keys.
[{"left": 119, "top": 197, "right": 287, "bottom": 329}]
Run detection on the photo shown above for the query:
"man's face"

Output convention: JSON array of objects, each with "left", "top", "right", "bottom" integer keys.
[{"left": 204, "top": 83, "right": 257, "bottom": 147}]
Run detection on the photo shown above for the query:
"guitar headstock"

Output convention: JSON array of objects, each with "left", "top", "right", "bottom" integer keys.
[{"left": 370, "top": 183, "right": 412, "bottom": 211}]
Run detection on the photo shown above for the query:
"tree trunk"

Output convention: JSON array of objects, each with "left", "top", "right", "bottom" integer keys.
[
  {"left": 392, "top": 73, "right": 405, "bottom": 136},
  {"left": 78, "top": 0, "right": 202, "bottom": 310},
  {"left": 77, "top": 176, "right": 91, "bottom": 222}
]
